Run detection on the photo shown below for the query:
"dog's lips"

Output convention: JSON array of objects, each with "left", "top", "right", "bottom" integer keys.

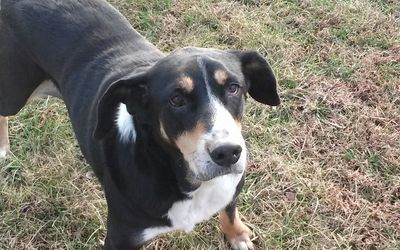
[{"left": 194, "top": 162, "right": 244, "bottom": 182}]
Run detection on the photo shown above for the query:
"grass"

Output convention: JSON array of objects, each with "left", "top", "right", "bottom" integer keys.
[{"left": 1, "top": 0, "right": 399, "bottom": 249}]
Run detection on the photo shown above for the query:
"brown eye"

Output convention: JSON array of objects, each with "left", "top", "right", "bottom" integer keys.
[
  {"left": 169, "top": 93, "right": 187, "bottom": 107},
  {"left": 227, "top": 83, "right": 240, "bottom": 95}
]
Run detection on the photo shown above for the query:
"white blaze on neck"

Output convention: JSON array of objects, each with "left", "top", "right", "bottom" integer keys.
[{"left": 116, "top": 103, "right": 136, "bottom": 143}]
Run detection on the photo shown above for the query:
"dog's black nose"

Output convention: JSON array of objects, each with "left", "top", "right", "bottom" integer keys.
[{"left": 210, "top": 145, "right": 242, "bottom": 167}]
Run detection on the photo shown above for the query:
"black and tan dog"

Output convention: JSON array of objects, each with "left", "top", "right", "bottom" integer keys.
[{"left": 0, "top": 0, "right": 279, "bottom": 249}]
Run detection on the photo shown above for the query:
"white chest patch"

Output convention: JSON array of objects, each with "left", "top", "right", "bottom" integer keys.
[
  {"left": 142, "top": 172, "right": 243, "bottom": 241},
  {"left": 116, "top": 103, "right": 136, "bottom": 143}
]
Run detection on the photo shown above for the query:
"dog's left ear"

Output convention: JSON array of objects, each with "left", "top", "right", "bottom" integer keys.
[
  {"left": 93, "top": 74, "right": 147, "bottom": 140},
  {"left": 230, "top": 50, "right": 280, "bottom": 106}
]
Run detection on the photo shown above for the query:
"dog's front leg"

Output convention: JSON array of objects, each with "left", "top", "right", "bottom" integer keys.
[
  {"left": 103, "top": 230, "right": 142, "bottom": 250},
  {"left": 103, "top": 214, "right": 144, "bottom": 250},
  {"left": 0, "top": 116, "right": 9, "bottom": 159},
  {"left": 220, "top": 202, "right": 254, "bottom": 250}
]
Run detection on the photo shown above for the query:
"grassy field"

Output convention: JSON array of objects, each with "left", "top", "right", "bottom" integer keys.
[{"left": 1, "top": 0, "right": 399, "bottom": 249}]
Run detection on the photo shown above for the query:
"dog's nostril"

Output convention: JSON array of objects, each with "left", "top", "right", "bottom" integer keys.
[
  {"left": 233, "top": 147, "right": 241, "bottom": 157},
  {"left": 210, "top": 144, "right": 242, "bottom": 167}
]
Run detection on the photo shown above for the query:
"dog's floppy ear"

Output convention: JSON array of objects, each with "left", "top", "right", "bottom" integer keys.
[
  {"left": 230, "top": 50, "right": 280, "bottom": 106},
  {"left": 93, "top": 74, "right": 147, "bottom": 140}
]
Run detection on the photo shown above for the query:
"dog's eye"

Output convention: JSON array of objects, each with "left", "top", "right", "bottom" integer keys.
[
  {"left": 169, "top": 93, "right": 187, "bottom": 107},
  {"left": 226, "top": 83, "right": 240, "bottom": 96}
]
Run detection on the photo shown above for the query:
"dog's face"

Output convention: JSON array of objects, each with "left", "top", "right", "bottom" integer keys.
[
  {"left": 94, "top": 48, "right": 279, "bottom": 182},
  {"left": 147, "top": 48, "right": 249, "bottom": 181}
]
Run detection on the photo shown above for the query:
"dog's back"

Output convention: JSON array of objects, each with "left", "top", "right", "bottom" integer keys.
[
  {"left": 0, "top": 1, "right": 46, "bottom": 116},
  {"left": 0, "top": 0, "right": 163, "bottom": 173},
  {"left": 1, "top": 0, "right": 158, "bottom": 106}
]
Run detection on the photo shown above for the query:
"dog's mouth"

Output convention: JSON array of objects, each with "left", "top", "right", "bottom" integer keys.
[
  {"left": 186, "top": 154, "right": 246, "bottom": 183},
  {"left": 196, "top": 164, "right": 244, "bottom": 182}
]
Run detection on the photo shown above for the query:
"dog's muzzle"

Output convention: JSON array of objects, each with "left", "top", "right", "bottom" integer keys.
[{"left": 189, "top": 140, "right": 246, "bottom": 182}]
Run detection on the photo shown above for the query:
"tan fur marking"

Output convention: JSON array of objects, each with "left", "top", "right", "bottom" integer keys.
[
  {"left": 214, "top": 69, "right": 228, "bottom": 85},
  {"left": 235, "top": 120, "right": 242, "bottom": 130},
  {"left": 175, "top": 122, "right": 205, "bottom": 157},
  {"left": 0, "top": 116, "right": 10, "bottom": 157},
  {"left": 219, "top": 208, "right": 253, "bottom": 248},
  {"left": 178, "top": 76, "right": 194, "bottom": 92}
]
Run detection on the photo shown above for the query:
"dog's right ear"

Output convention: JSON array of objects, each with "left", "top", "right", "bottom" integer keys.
[{"left": 93, "top": 74, "right": 147, "bottom": 140}]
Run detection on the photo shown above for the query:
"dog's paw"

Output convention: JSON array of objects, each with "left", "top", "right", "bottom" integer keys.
[
  {"left": 220, "top": 209, "right": 255, "bottom": 250},
  {"left": 227, "top": 230, "right": 254, "bottom": 250}
]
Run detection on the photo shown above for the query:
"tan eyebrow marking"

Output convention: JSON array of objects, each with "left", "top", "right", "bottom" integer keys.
[
  {"left": 177, "top": 76, "right": 194, "bottom": 92},
  {"left": 214, "top": 69, "right": 228, "bottom": 85}
]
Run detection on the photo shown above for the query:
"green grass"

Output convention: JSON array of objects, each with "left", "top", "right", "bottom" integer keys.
[{"left": 1, "top": 0, "right": 400, "bottom": 249}]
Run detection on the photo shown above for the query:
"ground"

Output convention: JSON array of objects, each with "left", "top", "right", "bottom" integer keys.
[{"left": 0, "top": 0, "right": 399, "bottom": 249}]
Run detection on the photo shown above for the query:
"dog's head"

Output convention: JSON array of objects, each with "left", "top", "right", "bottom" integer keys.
[{"left": 94, "top": 48, "right": 279, "bottom": 182}]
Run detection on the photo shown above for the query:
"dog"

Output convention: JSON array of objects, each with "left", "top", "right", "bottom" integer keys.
[{"left": 0, "top": 0, "right": 280, "bottom": 249}]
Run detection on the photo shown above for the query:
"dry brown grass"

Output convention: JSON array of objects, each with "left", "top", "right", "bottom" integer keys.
[{"left": 1, "top": 0, "right": 399, "bottom": 249}]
